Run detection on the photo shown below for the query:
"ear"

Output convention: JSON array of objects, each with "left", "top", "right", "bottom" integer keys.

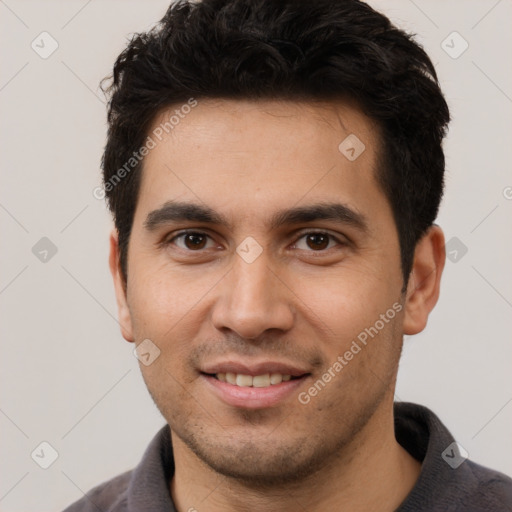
[
  {"left": 109, "top": 230, "right": 135, "bottom": 343},
  {"left": 402, "top": 225, "right": 446, "bottom": 335}
]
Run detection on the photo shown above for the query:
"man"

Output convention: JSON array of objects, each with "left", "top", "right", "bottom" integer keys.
[{"left": 64, "top": 0, "right": 512, "bottom": 510}]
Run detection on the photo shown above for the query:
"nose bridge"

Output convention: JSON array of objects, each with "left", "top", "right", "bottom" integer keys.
[
  {"left": 231, "top": 252, "right": 274, "bottom": 306},
  {"left": 211, "top": 247, "right": 293, "bottom": 338}
]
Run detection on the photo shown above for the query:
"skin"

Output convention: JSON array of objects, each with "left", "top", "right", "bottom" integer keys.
[{"left": 110, "top": 99, "right": 446, "bottom": 512}]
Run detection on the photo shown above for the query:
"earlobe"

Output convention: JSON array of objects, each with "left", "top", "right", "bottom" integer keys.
[
  {"left": 109, "top": 230, "right": 135, "bottom": 343},
  {"left": 402, "top": 225, "right": 446, "bottom": 335}
]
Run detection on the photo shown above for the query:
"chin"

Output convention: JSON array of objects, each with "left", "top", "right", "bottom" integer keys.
[{"left": 176, "top": 427, "right": 344, "bottom": 487}]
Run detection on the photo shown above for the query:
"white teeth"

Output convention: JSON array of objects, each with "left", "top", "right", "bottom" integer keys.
[
  {"left": 215, "top": 372, "right": 293, "bottom": 387},
  {"left": 236, "top": 374, "right": 253, "bottom": 387},
  {"left": 252, "top": 374, "right": 270, "bottom": 387},
  {"left": 270, "top": 373, "right": 283, "bottom": 385}
]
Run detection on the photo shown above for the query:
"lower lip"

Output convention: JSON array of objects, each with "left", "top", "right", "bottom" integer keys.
[{"left": 201, "top": 374, "right": 308, "bottom": 409}]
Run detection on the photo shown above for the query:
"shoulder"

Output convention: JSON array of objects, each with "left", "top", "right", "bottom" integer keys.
[
  {"left": 394, "top": 402, "right": 512, "bottom": 511},
  {"left": 460, "top": 460, "right": 512, "bottom": 510},
  {"left": 62, "top": 469, "right": 133, "bottom": 512}
]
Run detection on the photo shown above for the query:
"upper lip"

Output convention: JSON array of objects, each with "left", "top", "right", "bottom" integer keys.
[{"left": 201, "top": 360, "right": 310, "bottom": 377}]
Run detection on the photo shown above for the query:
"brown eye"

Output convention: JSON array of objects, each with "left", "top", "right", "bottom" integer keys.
[
  {"left": 306, "top": 233, "right": 330, "bottom": 250},
  {"left": 168, "top": 231, "right": 214, "bottom": 251},
  {"left": 183, "top": 233, "right": 207, "bottom": 250},
  {"left": 293, "top": 231, "right": 345, "bottom": 252}
]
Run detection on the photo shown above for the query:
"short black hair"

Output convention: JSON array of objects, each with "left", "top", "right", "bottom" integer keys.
[{"left": 101, "top": 0, "right": 450, "bottom": 290}]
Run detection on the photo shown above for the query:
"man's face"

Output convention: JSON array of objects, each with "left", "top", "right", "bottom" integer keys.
[{"left": 118, "top": 99, "right": 407, "bottom": 484}]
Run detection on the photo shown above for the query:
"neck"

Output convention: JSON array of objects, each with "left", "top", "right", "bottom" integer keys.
[{"left": 170, "top": 399, "right": 421, "bottom": 512}]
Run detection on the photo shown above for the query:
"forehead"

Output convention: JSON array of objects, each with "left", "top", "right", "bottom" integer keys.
[{"left": 135, "top": 99, "right": 388, "bottom": 229}]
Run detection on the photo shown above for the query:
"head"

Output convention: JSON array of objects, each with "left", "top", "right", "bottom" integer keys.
[{"left": 105, "top": 0, "right": 449, "bottom": 486}]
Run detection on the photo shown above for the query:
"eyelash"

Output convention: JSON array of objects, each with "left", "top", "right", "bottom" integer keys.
[{"left": 163, "top": 229, "right": 347, "bottom": 253}]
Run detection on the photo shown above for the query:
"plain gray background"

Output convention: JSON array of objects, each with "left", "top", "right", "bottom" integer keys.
[{"left": 1, "top": 1, "right": 511, "bottom": 510}]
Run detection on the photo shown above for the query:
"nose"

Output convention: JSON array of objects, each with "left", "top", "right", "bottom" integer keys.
[{"left": 211, "top": 250, "right": 294, "bottom": 340}]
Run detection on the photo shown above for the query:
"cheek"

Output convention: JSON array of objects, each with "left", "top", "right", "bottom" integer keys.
[
  {"left": 127, "top": 257, "right": 220, "bottom": 331},
  {"left": 293, "top": 266, "right": 398, "bottom": 344}
]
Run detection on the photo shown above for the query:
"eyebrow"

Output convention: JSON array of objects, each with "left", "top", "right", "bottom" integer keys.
[{"left": 144, "top": 200, "right": 369, "bottom": 234}]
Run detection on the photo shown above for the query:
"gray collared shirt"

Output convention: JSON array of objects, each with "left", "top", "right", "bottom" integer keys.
[{"left": 63, "top": 402, "right": 512, "bottom": 511}]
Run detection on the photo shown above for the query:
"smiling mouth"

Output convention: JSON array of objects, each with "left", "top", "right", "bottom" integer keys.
[{"left": 203, "top": 372, "right": 306, "bottom": 387}]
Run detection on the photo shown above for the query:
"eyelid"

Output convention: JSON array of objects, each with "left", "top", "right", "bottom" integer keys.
[
  {"left": 163, "top": 229, "right": 218, "bottom": 249},
  {"left": 290, "top": 229, "right": 348, "bottom": 250},
  {"left": 163, "top": 228, "right": 348, "bottom": 251}
]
